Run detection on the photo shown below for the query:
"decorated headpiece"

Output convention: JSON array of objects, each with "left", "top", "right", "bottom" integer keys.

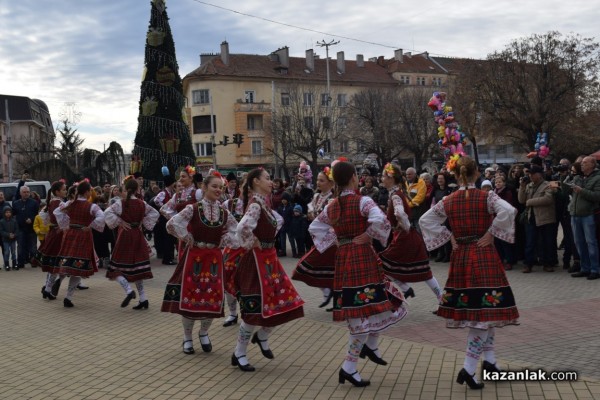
[
  {"left": 322, "top": 166, "right": 333, "bottom": 181},
  {"left": 428, "top": 91, "right": 467, "bottom": 172},
  {"left": 123, "top": 175, "right": 135, "bottom": 185},
  {"left": 383, "top": 163, "right": 395, "bottom": 177},
  {"left": 184, "top": 165, "right": 195, "bottom": 176}
]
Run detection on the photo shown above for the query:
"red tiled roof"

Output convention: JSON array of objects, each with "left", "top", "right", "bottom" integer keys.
[
  {"left": 185, "top": 54, "right": 398, "bottom": 85},
  {"left": 386, "top": 53, "right": 447, "bottom": 74}
]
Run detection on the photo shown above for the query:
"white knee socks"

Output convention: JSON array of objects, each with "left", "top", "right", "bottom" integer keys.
[
  {"left": 235, "top": 321, "right": 255, "bottom": 365},
  {"left": 425, "top": 276, "right": 443, "bottom": 302},
  {"left": 134, "top": 280, "right": 146, "bottom": 302},
  {"left": 464, "top": 328, "right": 490, "bottom": 381},
  {"left": 116, "top": 276, "right": 133, "bottom": 295},
  {"left": 225, "top": 292, "right": 237, "bottom": 316},
  {"left": 65, "top": 276, "right": 81, "bottom": 300},
  {"left": 365, "top": 332, "right": 382, "bottom": 358},
  {"left": 342, "top": 332, "right": 369, "bottom": 381},
  {"left": 199, "top": 319, "right": 212, "bottom": 345},
  {"left": 45, "top": 273, "right": 58, "bottom": 292},
  {"left": 482, "top": 327, "right": 496, "bottom": 365}
]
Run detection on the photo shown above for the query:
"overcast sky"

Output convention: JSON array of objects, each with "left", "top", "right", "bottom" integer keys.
[{"left": 1, "top": 0, "right": 598, "bottom": 153}]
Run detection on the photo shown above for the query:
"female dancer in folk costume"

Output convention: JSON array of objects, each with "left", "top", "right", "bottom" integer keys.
[
  {"left": 104, "top": 177, "right": 159, "bottom": 309},
  {"left": 34, "top": 180, "right": 68, "bottom": 300},
  {"left": 419, "top": 156, "right": 519, "bottom": 390},
  {"left": 54, "top": 181, "right": 105, "bottom": 308},
  {"left": 292, "top": 166, "right": 336, "bottom": 308},
  {"left": 232, "top": 168, "right": 304, "bottom": 372},
  {"left": 161, "top": 174, "right": 239, "bottom": 355},
  {"left": 221, "top": 193, "right": 246, "bottom": 327},
  {"left": 378, "top": 163, "right": 442, "bottom": 308},
  {"left": 160, "top": 166, "right": 203, "bottom": 220},
  {"left": 309, "top": 161, "right": 407, "bottom": 387}
]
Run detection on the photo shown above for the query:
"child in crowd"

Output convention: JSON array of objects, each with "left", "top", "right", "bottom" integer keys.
[
  {"left": 0, "top": 207, "right": 19, "bottom": 270},
  {"left": 34, "top": 210, "right": 50, "bottom": 248},
  {"left": 288, "top": 204, "right": 308, "bottom": 258},
  {"left": 276, "top": 192, "right": 293, "bottom": 257}
]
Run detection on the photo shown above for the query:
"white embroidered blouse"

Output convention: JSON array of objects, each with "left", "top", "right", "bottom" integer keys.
[
  {"left": 388, "top": 186, "right": 411, "bottom": 232},
  {"left": 160, "top": 185, "right": 203, "bottom": 220},
  {"left": 307, "top": 190, "right": 333, "bottom": 221},
  {"left": 419, "top": 187, "right": 517, "bottom": 251},
  {"left": 308, "top": 189, "right": 391, "bottom": 253},
  {"left": 236, "top": 193, "right": 283, "bottom": 250},
  {"left": 40, "top": 197, "right": 63, "bottom": 226},
  {"left": 166, "top": 198, "right": 239, "bottom": 249},
  {"left": 53, "top": 197, "right": 106, "bottom": 232},
  {"left": 104, "top": 197, "right": 160, "bottom": 231}
]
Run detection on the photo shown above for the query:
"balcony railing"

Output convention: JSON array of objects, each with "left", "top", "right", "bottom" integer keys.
[{"left": 234, "top": 102, "right": 271, "bottom": 113}]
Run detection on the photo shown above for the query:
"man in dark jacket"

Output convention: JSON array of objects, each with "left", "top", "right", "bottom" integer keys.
[{"left": 12, "top": 185, "right": 39, "bottom": 269}]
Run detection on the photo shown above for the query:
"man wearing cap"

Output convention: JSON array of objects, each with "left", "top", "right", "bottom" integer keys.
[
  {"left": 153, "top": 176, "right": 177, "bottom": 265},
  {"left": 518, "top": 164, "right": 557, "bottom": 273},
  {"left": 563, "top": 156, "right": 600, "bottom": 280}
]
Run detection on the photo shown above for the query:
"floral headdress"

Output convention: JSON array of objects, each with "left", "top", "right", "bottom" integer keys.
[
  {"left": 122, "top": 175, "right": 134, "bottom": 185},
  {"left": 383, "top": 163, "right": 395, "bottom": 177},
  {"left": 322, "top": 166, "right": 333, "bottom": 181},
  {"left": 184, "top": 165, "right": 196, "bottom": 176}
]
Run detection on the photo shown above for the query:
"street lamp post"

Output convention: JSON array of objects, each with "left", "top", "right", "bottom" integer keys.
[{"left": 316, "top": 39, "right": 339, "bottom": 160}]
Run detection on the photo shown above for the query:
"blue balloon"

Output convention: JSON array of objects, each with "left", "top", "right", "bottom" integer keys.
[{"left": 161, "top": 166, "right": 170, "bottom": 176}]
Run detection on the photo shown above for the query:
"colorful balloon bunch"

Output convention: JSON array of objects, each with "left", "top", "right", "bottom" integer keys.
[
  {"left": 527, "top": 132, "right": 550, "bottom": 158},
  {"left": 427, "top": 92, "right": 467, "bottom": 172}
]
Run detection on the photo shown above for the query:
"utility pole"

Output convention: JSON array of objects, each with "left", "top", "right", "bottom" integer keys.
[
  {"left": 271, "top": 81, "right": 280, "bottom": 178},
  {"left": 5, "top": 99, "right": 13, "bottom": 182},
  {"left": 316, "top": 39, "right": 339, "bottom": 160},
  {"left": 209, "top": 94, "right": 217, "bottom": 169}
]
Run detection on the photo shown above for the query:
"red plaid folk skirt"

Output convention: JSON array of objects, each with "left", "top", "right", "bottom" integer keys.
[
  {"left": 106, "top": 227, "right": 153, "bottom": 282},
  {"left": 223, "top": 246, "right": 246, "bottom": 296},
  {"left": 291, "top": 245, "right": 336, "bottom": 288},
  {"left": 58, "top": 229, "right": 98, "bottom": 277},
  {"left": 437, "top": 242, "right": 519, "bottom": 328},
  {"left": 161, "top": 246, "right": 225, "bottom": 319},
  {"left": 379, "top": 228, "right": 432, "bottom": 282},
  {"left": 33, "top": 227, "right": 63, "bottom": 273},
  {"left": 235, "top": 247, "right": 304, "bottom": 327},
  {"left": 332, "top": 242, "right": 395, "bottom": 322}
]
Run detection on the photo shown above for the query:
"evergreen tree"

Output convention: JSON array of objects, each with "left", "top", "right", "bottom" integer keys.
[{"left": 132, "top": 0, "right": 195, "bottom": 181}]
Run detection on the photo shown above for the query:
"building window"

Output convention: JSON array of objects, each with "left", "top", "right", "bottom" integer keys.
[
  {"left": 357, "top": 139, "right": 367, "bottom": 153},
  {"left": 192, "top": 115, "right": 217, "bottom": 134},
  {"left": 400, "top": 75, "right": 410, "bottom": 84},
  {"left": 194, "top": 142, "right": 213, "bottom": 156},
  {"left": 247, "top": 115, "right": 263, "bottom": 131},
  {"left": 244, "top": 90, "right": 255, "bottom": 103},
  {"left": 432, "top": 77, "right": 442, "bottom": 86},
  {"left": 321, "top": 93, "right": 329, "bottom": 106},
  {"left": 337, "top": 116, "right": 347, "bottom": 129},
  {"left": 337, "top": 94, "right": 347, "bottom": 107},
  {"left": 281, "top": 93, "right": 290, "bottom": 106},
  {"left": 322, "top": 117, "right": 331, "bottom": 129},
  {"left": 252, "top": 140, "right": 263, "bottom": 155},
  {"left": 416, "top": 77, "right": 426, "bottom": 86},
  {"left": 339, "top": 140, "right": 349, "bottom": 153},
  {"left": 303, "top": 93, "right": 313, "bottom": 106},
  {"left": 192, "top": 89, "right": 210, "bottom": 105},
  {"left": 303, "top": 116, "right": 314, "bottom": 130}
]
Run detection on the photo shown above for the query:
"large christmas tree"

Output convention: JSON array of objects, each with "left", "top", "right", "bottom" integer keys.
[{"left": 132, "top": 0, "right": 195, "bottom": 181}]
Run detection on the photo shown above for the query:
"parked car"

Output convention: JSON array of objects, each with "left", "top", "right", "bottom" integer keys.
[{"left": 0, "top": 181, "right": 51, "bottom": 206}]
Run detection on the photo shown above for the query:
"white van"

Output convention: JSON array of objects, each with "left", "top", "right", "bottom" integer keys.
[{"left": 0, "top": 181, "right": 52, "bottom": 206}]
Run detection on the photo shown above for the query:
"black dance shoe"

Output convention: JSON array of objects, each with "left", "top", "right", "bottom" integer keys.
[
  {"left": 231, "top": 353, "right": 255, "bottom": 372},
  {"left": 223, "top": 315, "right": 238, "bottom": 327},
  {"left": 41, "top": 286, "right": 56, "bottom": 300},
  {"left": 456, "top": 368, "right": 484, "bottom": 389},
  {"left": 120, "top": 291, "right": 136, "bottom": 308},
  {"left": 403, "top": 287, "right": 415, "bottom": 298},
  {"left": 63, "top": 298, "right": 74, "bottom": 308},
  {"left": 338, "top": 369, "right": 370, "bottom": 387},
  {"left": 482, "top": 360, "right": 501, "bottom": 374},
  {"left": 132, "top": 300, "right": 149, "bottom": 310},
  {"left": 51, "top": 278, "right": 62, "bottom": 296},
  {"left": 251, "top": 332, "right": 274, "bottom": 359},
  {"left": 318, "top": 292, "right": 333, "bottom": 308},
  {"left": 76, "top": 284, "right": 89, "bottom": 290},
  {"left": 198, "top": 334, "right": 212, "bottom": 353},
  {"left": 359, "top": 345, "right": 388, "bottom": 365},
  {"left": 182, "top": 340, "right": 195, "bottom": 355}
]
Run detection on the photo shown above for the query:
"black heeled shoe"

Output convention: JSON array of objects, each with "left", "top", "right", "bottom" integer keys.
[
  {"left": 51, "top": 278, "right": 62, "bottom": 296},
  {"left": 41, "top": 286, "right": 56, "bottom": 300},
  {"left": 456, "top": 368, "right": 484, "bottom": 389},
  {"left": 231, "top": 353, "right": 255, "bottom": 372},
  {"left": 132, "top": 300, "right": 149, "bottom": 310},
  {"left": 338, "top": 369, "right": 370, "bottom": 387},
  {"left": 223, "top": 315, "right": 238, "bottom": 327},
  {"left": 198, "top": 334, "right": 212, "bottom": 353},
  {"left": 403, "top": 287, "right": 415, "bottom": 298},
  {"left": 482, "top": 360, "right": 501, "bottom": 374},
  {"left": 63, "top": 298, "right": 74, "bottom": 308},
  {"left": 359, "top": 345, "right": 388, "bottom": 365},
  {"left": 318, "top": 292, "right": 333, "bottom": 308},
  {"left": 182, "top": 340, "right": 195, "bottom": 355},
  {"left": 120, "top": 291, "right": 136, "bottom": 308},
  {"left": 251, "top": 332, "right": 274, "bottom": 359}
]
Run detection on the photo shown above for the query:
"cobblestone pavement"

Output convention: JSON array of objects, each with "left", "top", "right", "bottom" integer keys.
[{"left": 1, "top": 251, "right": 599, "bottom": 399}]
